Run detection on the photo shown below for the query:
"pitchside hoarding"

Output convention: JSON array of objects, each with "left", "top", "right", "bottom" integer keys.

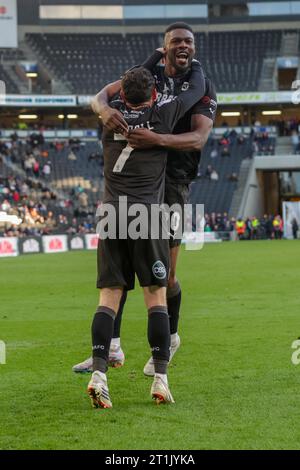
[
  {"left": 0, "top": 0, "right": 17, "bottom": 48},
  {"left": 0, "top": 237, "right": 18, "bottom": 257},
  {"left": 42, "top": 235, "right": 68, "bottom": 254},
  {"left": 85, "top": 234, "right": 99, "bottom": 250},
  {"left": 18, "top": 237, "right": 43, "bottom": 255},
  {"left": 68, "top": 234, "right": 85, "bottom": 251}
]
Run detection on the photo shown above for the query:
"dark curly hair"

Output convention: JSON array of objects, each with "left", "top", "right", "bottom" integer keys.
[
  {"left": 165, "top": 22, "right": 194, "bottom": 34},
  {"left": 121, "top": 67, "right": 155, "bottom": 106}
]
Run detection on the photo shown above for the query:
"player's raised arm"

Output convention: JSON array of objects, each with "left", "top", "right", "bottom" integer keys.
[
  {"left": 142, "top": 49, "right": 164, "bottom": 71},
  {"left": 91, "top": 80, "right": 128, "bottom": 133}
]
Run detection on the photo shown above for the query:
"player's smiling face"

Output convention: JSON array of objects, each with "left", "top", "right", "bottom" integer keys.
[{"left": 164, "top": 29, "right": 195, "bottom": 75}]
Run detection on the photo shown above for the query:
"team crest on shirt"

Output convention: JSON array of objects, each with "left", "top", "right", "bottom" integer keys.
[
  {"left": 201, "top": 96, "right": 217, "bottom": 116},
  {"left": 181, "top": 82, "right": 189, "bottom": 91}
]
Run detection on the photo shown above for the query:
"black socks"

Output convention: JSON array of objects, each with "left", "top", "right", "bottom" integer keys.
[
  {"left": 148, "top": 306, "right": 170, "bottom": 374},
  {"left": 167, "top": 281, "right": 181, "bottom": 335},
  {"left": 91, "top": 306, "right": 116, "bottom": 372}
]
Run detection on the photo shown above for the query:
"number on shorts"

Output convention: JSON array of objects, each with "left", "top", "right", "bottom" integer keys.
[
  {"left": 113, "top": 144, "right": 134, "bottom": 173},
  {"left": 171, "top": 211, "right": 181, "bottom": 232}
]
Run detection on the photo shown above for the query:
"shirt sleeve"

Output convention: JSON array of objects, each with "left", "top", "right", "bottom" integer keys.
[
  {"left": 190, "top": 78, "right": 218, "bottom": 122},
  {"left": 142, "top": 50, "right": 164, "bottom": 71}
]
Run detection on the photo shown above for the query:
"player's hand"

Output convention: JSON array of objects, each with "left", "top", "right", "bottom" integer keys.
[
  {"left": 101, "top": 106, "right": 128, "bottom": 133},
  {"left": 127, "top": 128, "right": 162, "bottom": 149}
]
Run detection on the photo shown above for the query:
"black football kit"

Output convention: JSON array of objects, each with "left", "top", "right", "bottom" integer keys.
[
  {"left": 97, "top": 60, "right": 205, "bottom": 290},
  {"left": 143, "top": 50, "right": 217, "bottom": 246}
]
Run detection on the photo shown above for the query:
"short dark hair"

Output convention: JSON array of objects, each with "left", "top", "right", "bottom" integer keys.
[
  {"left": 164, "top": 22, "right": 194, "bottom": 35},
  {"left": 121, "top": 67, "right": 155, "bottom": 105}
]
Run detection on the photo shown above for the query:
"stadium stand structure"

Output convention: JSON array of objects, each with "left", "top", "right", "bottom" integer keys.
[
  {"left": 0, "top": 63, "right": 19, "bottom": 94},
  {"left": 190, "top": 131, "right": 276, "bottom": 214},
  {"left": 22, "top": 30, "right": 283, "bottom": 94}
]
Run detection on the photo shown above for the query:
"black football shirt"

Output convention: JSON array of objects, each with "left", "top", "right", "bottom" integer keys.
[
  {"left": 102, "top": 61, "right": 205, "bottom": 205},
  {"left": 150, "top": 63, "right": 217, "bottom": 183}
]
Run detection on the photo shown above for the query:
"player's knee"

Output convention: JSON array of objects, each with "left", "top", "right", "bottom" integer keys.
[
  {"left": 99, "top": 287, "right": 124, "bottom": 311},
  {"left": 144, "top": 286, "right": 167, "bottom": 309}
]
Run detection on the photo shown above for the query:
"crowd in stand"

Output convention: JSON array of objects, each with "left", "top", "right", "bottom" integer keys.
[
  {"left": 0, "top": 132, "right": 101, "bottom": 237},
  {"left": 203, "top": 212, "right": 287, "bottom": 240},
  {"left": 0, "top": 173, "right": 294, "bottom": 241},
  {"left": 271, "top": 118, "right": 300, "bottom": 137},
  {"left": 0, "top": 176, "right": 97, "bottom": 238},
  {"left": 0, "top": 130, "right": 298, "bottom": 241}
]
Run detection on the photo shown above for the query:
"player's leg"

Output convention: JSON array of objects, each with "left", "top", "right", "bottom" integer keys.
[
  {"left": 133, "top": 223, "right": 174, "bottom": 403},
  {"left": 109, "top": 289, "right": 127, "bottom": 367},
  {"left": 72, "top": 291, "right": 126, "bottom": 373},
  {"left": 166, "top": 183, "right": 188, "bottom": 341},
  {"left": 143, "top": 183, "right": 186, "bottom": 376},
  {"left": 88, "top": 287, "right": 123, "bottom": 409},
  {"left": 86, "top": 236, "right": 134, "bottom": 408},
  {"left": 167, "top": 244, "right": 182, "bottom": 357},
  {"left": 143, "top": 286, "right": 174, "bottom": 404},
  {"left": 73, "top": 239, "right": 127, "bottom": 373}
]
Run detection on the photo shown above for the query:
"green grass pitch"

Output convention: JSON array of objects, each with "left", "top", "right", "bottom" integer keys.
[{"left": 1, "top": 240, "right": 300, "bottom": 450}]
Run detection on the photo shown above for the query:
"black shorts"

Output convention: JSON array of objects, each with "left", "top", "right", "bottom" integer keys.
[
  {"left": 97, "top": 206, "right": 169, "bottom": 291},
  {"left": 164, "top": 181, "right": 190, "bottom": 248}
]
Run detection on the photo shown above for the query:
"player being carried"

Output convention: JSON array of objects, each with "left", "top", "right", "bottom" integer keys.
[
  {"left": 73, "top": 22, "right": 217, "bottom": 378},
  {"left": 87, "top": 57, "right": 206, "bottom": 408}
]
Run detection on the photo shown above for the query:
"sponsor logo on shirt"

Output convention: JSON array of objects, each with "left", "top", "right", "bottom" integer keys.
[{"left": 152, "top": 260, "right": 167, "bottom": 280}]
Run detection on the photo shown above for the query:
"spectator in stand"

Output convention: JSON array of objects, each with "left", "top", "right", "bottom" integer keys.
[
  {"left": 265, "top": 214, "right": 274, "bottom": 239},
  {"left": 228, "top": 172, "right": 238, "bottom": 182},
  {"left": 58, "top": 214, "right": 69, "bottom": 231},
  {"left": 204, "top": 221, "right": 212, "bottom": 232},
  {"left": 221, "top": 146, "right": 230, "bottom": 157},
  {"left": 210, "top": 148, "right": 218, "bottom": 159},
  {"left": 33, "top": 160, "right": 40, "bottom": 178},
  {"left": 42, "top": 161, "right": 51, "bottom": 180},
  {"left": 235, "top": 218, "right": 246, "bottom": 240},
  {"left": 78, "top": 190, "right": 88, "bottom": 209},
  {"left": 23, "top": 152, "right": 35, "bottom": 177},
  {"left": 291, "top": 131, "right": 300, "bottom": 154},
  {"left": 250, "top": 216, "right": 260, "bottom": 240},
  {"left": 210, "top": 169, "right": 219, "bottom": 181},
  {"left": 205, "top": 165, "right": 213, "bottom": 179},
  {"left": 12, "top": 190, "right": 20, "bottom": 203},
  {"left": 237, "top": 134, "right": 245, "bottom": 145},
  {"left": 216, "top": 213, "right": 225, "bottom": 231},
  {"left": 68, "top": 151, "right": 77, "bottom": 161},
  {"left": 45, "top": 211, "right": 56, "bottom": 231},
  {"left": 291, "top": 218, "right": 299, "bottom": 239},
  {"left": 273, "top": 215, "right": 283, "bottom": 239}
]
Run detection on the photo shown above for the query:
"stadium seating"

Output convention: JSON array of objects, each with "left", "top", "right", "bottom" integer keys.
[
  {"left": 198, "top": 30, "right": 282, "bottom": 92},
  {"left": 25, "top": 30, "right": 284, "bottom": 94},
  {"left": 189, "top": 132, "right": 276, "bottom": 214},
  {"left": 26, "top": 33, "right": 161, "bottom": 95}
]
